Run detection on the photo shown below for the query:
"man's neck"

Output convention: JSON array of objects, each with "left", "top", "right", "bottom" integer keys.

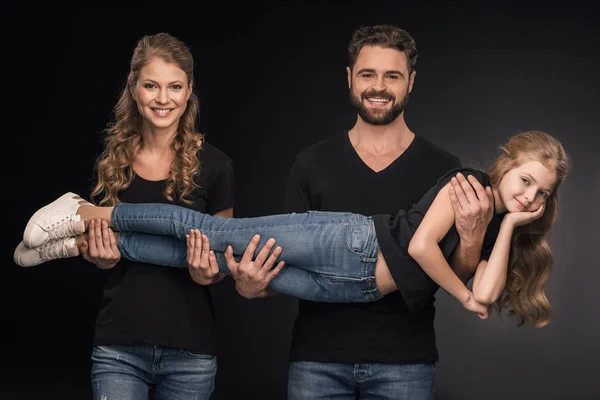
[{"left": 348, "top": 115, "right": 415, "bottom": 153}]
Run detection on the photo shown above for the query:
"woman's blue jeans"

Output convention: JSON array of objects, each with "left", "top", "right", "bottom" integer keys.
[{"left": 113, "top": 203, "right": 383, "bottom": 303}]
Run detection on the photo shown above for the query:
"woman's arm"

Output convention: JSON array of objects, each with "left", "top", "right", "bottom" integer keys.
[
  {"left": 187, "top": 207, "right": 234, "bottom": 285},
  {"left": 408, "top": 183, "right": 472, "bottom": 305}
]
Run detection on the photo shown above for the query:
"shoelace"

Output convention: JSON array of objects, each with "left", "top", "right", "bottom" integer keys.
[
  {"left": 39, "top": 239, "right": 73, "bottom": 260},
  {"left": 47, "top": 215, "right": 85, "bottom": 240}
]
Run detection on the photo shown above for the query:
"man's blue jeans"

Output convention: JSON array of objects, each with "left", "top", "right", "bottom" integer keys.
[
  {"left": 288, "top": 361, "right": 435, "bottom": 399},
  {"left": 113, "top": 204, "right": 383, "bottom": 303},
  {"left": 91, "top": 344, "right": 216, "bottom": 400}
]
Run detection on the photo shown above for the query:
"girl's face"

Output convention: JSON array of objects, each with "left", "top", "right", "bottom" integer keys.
[
  {"left": 133, "top": 58, "right": 192, "bottom": 133},
  {"left": 496, "top": 160, "right": 557, "bottom": 214}
]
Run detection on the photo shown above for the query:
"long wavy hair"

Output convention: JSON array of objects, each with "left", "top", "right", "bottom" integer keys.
[
  {"left": 91, "top": 33, "right": 203, "bottom": 206},
  {"left": 488, "top": 130, "right": 569, "bottom": 327}
]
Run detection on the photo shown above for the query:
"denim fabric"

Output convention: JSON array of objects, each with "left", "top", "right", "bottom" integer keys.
[
  {"left": 288, "top": 361, "right": 435, "bottom": 399},
  {"left": 114, "top": 204, "right": 382, "bottom": 303},
  {"left": 91, "top": 344, "right": 216, "bottom": 400}
]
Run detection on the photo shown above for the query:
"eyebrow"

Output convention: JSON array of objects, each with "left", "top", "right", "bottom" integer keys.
[
  {"left": 143, "top": 79, "right": 185, "bottom": 85},
  {"left": 356, "top": 68, "right": 405, "bottom": 78}
]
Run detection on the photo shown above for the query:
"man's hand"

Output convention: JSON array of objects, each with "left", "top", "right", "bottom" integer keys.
[
  {"left": 448, "top": 173, "right": 494, "bottom": 281},
  {"left": 449, "top": 173, "right": 494, "bottom": 246},
  {"left": 187, "top": 229, "right": 225, "bottom": 285},
  {"left": 79, "top": 218, "right": 121, "bottom": 269},
  {"left": 225, "top": 234, "right": 285, "bottom": 299}
]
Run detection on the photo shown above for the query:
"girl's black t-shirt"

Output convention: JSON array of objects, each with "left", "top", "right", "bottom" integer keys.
[
  {"left": 373, "top": 167, "right": 506, "bottom": 314},
  {"left": 92, "top": 142, "right": 234, "bottom": 354}
]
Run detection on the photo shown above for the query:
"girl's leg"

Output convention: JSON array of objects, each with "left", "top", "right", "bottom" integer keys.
[
  {"left": 117, "top": 230, "right": 383, "bottom": 304},
  {"left": 111, "top": 204, "right": 377, "bottom": 279}
]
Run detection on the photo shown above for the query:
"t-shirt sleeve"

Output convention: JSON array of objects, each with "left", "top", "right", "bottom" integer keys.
[
  {"left": 206, "top": 159, "right": 235, "bottom": 215},
  {"left": 283, "top": 158, "right": 312, "bottom": 213}
]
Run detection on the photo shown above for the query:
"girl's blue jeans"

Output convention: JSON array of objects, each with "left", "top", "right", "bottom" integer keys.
[{"left": 113, "top": 203, "right": 383, "bottom": 303}]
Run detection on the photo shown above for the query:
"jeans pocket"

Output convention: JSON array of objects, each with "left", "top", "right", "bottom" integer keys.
[
  {"left": 344, "top": 222, "right": 368, "bottom": 255},
  {"left": 184, "top": 349, "right": 216, "bottom": 359}
]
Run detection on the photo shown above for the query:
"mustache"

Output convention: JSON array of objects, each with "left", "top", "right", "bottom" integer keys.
[{"left": 361, "top": 89, "right": 395, "bottom": 101}]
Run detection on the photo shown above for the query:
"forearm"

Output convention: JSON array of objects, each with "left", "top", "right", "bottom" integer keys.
[
  {"left": 409, "top": 241, "right": 471, "bottom": 304},
  {"left": 450, "top": 240, "right": 483, "bottom": 283},
  {"left": 472, "top": 221, "right": 514, "bottom": 304}
]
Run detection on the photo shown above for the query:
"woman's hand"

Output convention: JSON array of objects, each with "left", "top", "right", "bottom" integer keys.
[
  {"left": 79, "top": 218, "right": 121, "bottom": 269},
  {"left": 187, "top": 229, "right": 225, "bottom": 285},
  {"left": 505, "top": 203, "right": 545, "bottom": 228}
]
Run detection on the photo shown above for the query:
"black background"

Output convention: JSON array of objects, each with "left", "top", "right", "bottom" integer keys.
[{"left": 5, "top": 2, "right": 599, "bottom": 399}]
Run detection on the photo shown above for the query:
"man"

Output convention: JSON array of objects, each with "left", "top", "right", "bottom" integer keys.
[{"left": 229, "top": 24, "right": 493, "bottom": 399}]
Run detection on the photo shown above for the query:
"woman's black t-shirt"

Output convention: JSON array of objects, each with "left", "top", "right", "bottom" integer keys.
[{"left": 92, "top": 142, "right": 234, "bottom": 354}]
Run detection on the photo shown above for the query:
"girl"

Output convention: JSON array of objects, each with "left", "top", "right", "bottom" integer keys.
[{"left": 15, "top": 130, "right": 569, "bottom": 327}]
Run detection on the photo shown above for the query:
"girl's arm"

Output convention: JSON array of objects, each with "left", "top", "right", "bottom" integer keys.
[
  {"left": 408, "top": 183, "right": 472, "bottom": 306},
  {"left": 472, "top": 203, "right": 546, "bottom": 304},
  {"left": 471, "top": 221, "right": 513, "bottom": 304}
]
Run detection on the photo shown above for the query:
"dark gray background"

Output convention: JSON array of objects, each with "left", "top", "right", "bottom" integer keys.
[{"left": 6, "top": 2, "right": 599, "bottom": 399}]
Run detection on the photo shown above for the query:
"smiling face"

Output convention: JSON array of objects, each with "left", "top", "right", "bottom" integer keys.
[
  {"left": 347, "top": 45, "right": 415, "bottom": 125},
  {"left": 496, "top": 160, "right": 558, "bottom": 214},
  {"left": 133, "top": 57, "right": 192, "bottom": 133}
]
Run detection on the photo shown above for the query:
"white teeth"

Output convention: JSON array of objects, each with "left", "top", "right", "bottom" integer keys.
[
  {"left": 153, "top": 108, "right": 171, "bottom": 115},
  {"left": 366, "top": 98, "right": 390, "bottom": 103}
]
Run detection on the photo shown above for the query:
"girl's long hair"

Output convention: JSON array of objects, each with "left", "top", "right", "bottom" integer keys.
[
  {"left": 91, "top": 33, "right": 203, "bottom": 206},
  {"left": 488, "top": 130, "right": 569, "bottom": 327}
]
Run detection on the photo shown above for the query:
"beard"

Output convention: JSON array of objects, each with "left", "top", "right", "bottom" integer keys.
[{"left": 349, "top": 87, "right": 409, "bottom": 126}]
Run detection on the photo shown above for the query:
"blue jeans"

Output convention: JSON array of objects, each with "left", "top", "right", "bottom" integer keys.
[
  {"left": 288, "top": 361, "right": 435, "bottom": 399},
  {"left": 113, "top": 204, "right": 383, "bottom": 303},
  {"left": 91, "top": 344, "right": 216, "bottom": 400}
]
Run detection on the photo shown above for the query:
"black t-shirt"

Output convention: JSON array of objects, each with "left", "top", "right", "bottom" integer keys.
[
  {"left": 373, "top": 167, "right": 506, "bottom": 315},
  {"left": 284, "top": 132, "right": 461, "bottom": 364},
  {"left": 92, "top": 142, "right": 234, "bottom": 354}
]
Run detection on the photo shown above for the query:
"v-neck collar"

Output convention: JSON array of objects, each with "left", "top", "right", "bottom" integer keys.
[{"left": 343, "top": 131, "right": 419, "bottom": 176}]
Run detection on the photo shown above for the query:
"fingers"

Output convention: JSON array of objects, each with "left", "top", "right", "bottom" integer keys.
[
  {"left": 535, "top": 202, "right": 546, "bottom": 215},
  {"left": 208, "top": 250, "right": 220, "bottom": 275},
  {"left": 254, "top": 238, "right": 276, "bottom": 270},
  {"left": 101, "top": 220, "right": 111, "bottom": 250},
  {"left": 108, "top": 228, "right": 120, "bottom": 259},
  {"left": 266, "top": 261, "right": 285, "bottom": 282},
  {"left": 450, "top": 176, "right": 469, "bottom": 208},
  {"left": 87, "top": 219, "right": 99, "bottom": 257},
  {"left": 224, "top": 245, "right": 238, "bottom": 271},
  {"left": 468, "top": 175, "right": 491, "bottom": 209},
  {"left": 187, "top": 229, "right": 203, "bottom": 268},
  {"left": 201, "top": 233, "right": 211, "bottom": 268},
  {"left": 242, "top": 235, "right": 261, "bottom": 263},
  {"left": 485, "top": 185, "right": 494, "bottom": 203},
  {"left": 448, "top": 183, "right": 461, "bottom": 211},
  {"left": 456, "top": 173, "right": 478, "bottom": 204}
]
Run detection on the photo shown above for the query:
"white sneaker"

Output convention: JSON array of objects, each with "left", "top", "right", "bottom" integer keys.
[
  {"left": 14, "top": 238, "right": 79, "bottom": 267},
  {"left": 23, "top": 192, "right": 87, "bottom": 248}
]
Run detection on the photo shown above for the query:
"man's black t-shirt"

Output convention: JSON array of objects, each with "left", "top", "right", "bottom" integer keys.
[
  {"left": 284, "top": 132, "right": 461, "bottom": 364},
  {"left": 92, "top": 142, "right": 234, "bottom": 355}
]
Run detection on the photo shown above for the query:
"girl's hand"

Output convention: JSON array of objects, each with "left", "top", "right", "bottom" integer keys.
[
  {"left": 462, "top": 291, "right": 491, "bottom": 320},
  {"left": 505, "top": 203, "right": 545, "bottom": 228}
]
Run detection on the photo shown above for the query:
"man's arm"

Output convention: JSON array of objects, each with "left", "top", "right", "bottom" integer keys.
[
  {"left": 227, "top": 158, "right": 310, "bottom": 299},
  {"left": 448, "top": 173, "right": 494, "bottom": 284}
]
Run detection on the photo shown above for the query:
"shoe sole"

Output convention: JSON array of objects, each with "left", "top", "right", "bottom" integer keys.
[{"left": 23, "top": 192, "right": 79, "bottom": 248}]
